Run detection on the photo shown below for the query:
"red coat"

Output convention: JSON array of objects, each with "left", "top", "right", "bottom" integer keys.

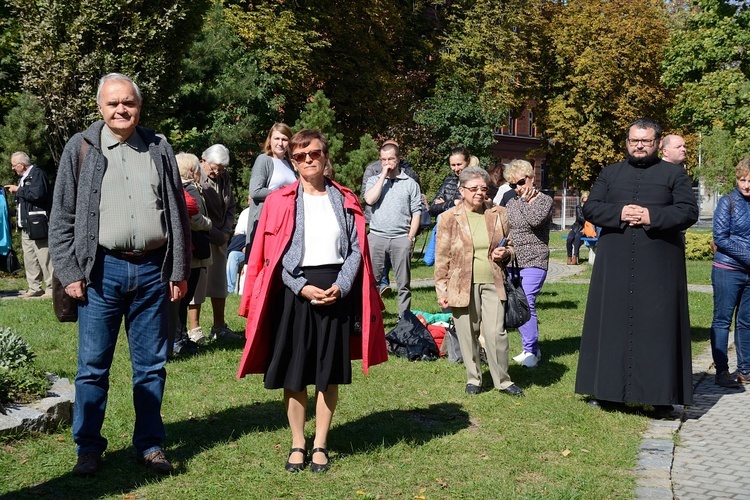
[{"left": 238, "top": 180, "right": 388, "bottom": 378}]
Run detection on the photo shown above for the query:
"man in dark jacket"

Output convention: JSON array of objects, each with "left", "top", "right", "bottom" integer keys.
[
  {"left": 5, "top": 152, "right": 53, "bottom": 297},
  {"left": 49, "top": 73, "right": 190, "bottom": 477},
  {"left": 574, "top": 118, "right": 698, "bottom": 417}
]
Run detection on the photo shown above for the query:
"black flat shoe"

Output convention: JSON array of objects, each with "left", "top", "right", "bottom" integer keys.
[
  {"left": 499, "top": 384, "right": 524, "bottom": 397},
  {"left": 285, "top": 447, "right": 306, "bottom": 472},
  {"left": 310, "top": 447, "right": 330, "bottom": 473},
  {"left": 465, "top": 384, "right": 481, "bottom": 395}
]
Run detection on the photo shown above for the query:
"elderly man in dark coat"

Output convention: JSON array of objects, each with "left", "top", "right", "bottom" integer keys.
[{"left": 574, "top": 117, "right": 698, "bottom": 416}]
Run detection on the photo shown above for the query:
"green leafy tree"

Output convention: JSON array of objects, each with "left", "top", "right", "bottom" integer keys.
[
  {"left": 336, "top": 134, "right": 379, "bottom": 194},
  {"left": 0, "top": 0, "right": 21, "bottom": 118},
  {"left": 0, "top": 93, "right": 51, "bottom": 185},
  {"left": 661, "top": 0, "right": 750, "bottom": 188},
  {"left": 696, "top": 128, "right": 744, "bottom": 194},
  {"left": 438, "top": 0, "right": 544, "bottom": 119},
  {"left": 538, "top": 0, "right": 671, "bottom": 187},
  {"left": 7, "top": 0, "right": 210, "bottom": 162},
  {"left": 293, "top": 91, "right": 344, "bottom": 163}
]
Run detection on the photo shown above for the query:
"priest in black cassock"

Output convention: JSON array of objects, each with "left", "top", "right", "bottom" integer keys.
[{"left": 575, "top": 117, "right": 698, "bottom": 415}]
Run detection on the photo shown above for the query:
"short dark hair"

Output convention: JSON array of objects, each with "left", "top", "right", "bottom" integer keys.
[
  {"left": 450, "top": 146, "right": 470, "bottom": 162},
  {"left": 627, "top": 117, "right": 662, "bottom": 140},
  {"left": 289, "top": 129, "right": 329, "bottom": 156},
  {"left": 380, "top": 143, "right": 399, "bottom": 158}
]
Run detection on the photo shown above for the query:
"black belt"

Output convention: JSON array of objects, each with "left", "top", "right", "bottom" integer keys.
[{"left": 101, "top": 247, "right": 159, "bottom": 262}]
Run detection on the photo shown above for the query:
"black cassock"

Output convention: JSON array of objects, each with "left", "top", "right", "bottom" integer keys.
[{"left": 575, "top": 158, "right": 698, "bottom": 405}]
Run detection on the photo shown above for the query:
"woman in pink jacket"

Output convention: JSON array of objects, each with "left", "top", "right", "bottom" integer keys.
[{"left": 238, "top": 129, "right": 387, "bottom": 473}]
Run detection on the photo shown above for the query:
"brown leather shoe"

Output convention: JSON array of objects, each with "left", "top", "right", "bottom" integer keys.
[
  {"left": 567, "top": 256, "right": 573, "bottom": 265},
  {"left": 137, "top": 449, "right": 174, "bottom": 474},
  {"left": 72, "top": 452, "right": 102, "bottom": 476},
  {"left": 571, "top": 256, "right": 578, "bottom": 265}
]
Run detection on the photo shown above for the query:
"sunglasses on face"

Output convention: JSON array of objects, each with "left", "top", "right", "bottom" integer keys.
[
  {"left": 290, "top": 149, "right": 324, "bottom": 163},
  {"left": 509, "top": 178, "right": 527, "bottom": 189}
]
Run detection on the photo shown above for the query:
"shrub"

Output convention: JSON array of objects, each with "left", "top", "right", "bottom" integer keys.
[
  {"left": 685, "top": 231, "right": 714, "bottom": 261},
  {"left": 0, "top": 327, "right": 50, "bottom": 407}
]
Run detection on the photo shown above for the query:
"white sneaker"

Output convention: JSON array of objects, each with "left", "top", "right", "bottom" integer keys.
[
  {"left": 521, "top": 352, "right": 539, "bottom": 368},
  {"left": 187, "top": 327, "right": 206, "bottom": 344},
  {"left": 513, "top": 351, "right": 532, "bottom": 363}
]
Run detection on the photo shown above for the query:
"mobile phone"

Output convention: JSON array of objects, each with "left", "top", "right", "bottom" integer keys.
[{"left": 497, "top": 237, "right": 507, "bottom": 248}]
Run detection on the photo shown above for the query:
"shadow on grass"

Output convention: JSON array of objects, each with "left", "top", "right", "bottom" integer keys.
[
  {"left": 6, "top": 402, "right": 288, "bottom": 500},
  {"left": 330, "top": 402, "right": 470, "bottom": 457},
  {"left": 690, "top": 326, "right": 710, "bottom": 343}
]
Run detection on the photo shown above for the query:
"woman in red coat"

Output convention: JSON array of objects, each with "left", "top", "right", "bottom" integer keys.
[{"left": 238, "top": 129, "right": 387, "bottom": 473}]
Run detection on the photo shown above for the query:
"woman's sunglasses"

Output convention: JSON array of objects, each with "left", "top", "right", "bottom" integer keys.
[
  {"left": 509, "top": 178, "right": 527, "bottom": 189},
  {"left": 290, "top": 149, "right": 324, "bottom": 163}
]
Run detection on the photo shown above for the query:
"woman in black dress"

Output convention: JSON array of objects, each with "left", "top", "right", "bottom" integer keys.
[{"left": 238, "top": 130, "right": 387, "bottom": 473}]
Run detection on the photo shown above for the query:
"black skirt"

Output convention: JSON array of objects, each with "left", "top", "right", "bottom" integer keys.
[{"left": 264, "top": 265, "right": 355, "bottom": 392}]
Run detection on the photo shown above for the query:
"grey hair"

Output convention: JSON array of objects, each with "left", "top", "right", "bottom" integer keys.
[
  {"left": 10, "top": 151, "right": 31, "bottom": 166},
  {"left": 202, "top": 144, "right": 230, "bottom": 167},
  {"left": 458, "top": 166, "right": 490, "bottom": 186},
  {"left": 96, "top": 73, "right": 142, "bottom": 105}
]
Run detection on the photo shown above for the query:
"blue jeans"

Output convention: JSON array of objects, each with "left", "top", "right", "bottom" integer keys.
[
  {"left": 711, "top": 265, "right": 750, "bottom": 374},
  {"left": 226, "top": 250, "right": 245, "bottom": 293},
  {"left": 73, "top": 249, "right": 169, "bottom": 457}
]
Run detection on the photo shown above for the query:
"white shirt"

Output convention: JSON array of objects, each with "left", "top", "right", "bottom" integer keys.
[
  {"left": 234, "top": 207, "right": 250, "bottom": 235},
  {"left": 300, "top": 193, "right": 343, "bottom": 267},
  {"left": 268, "top": 158, "right": 297, "bottom": 191}
]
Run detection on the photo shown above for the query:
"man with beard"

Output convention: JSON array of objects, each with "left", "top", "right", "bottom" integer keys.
[{"left": 574, "top": 118, "right": 698, "bottom": 417}]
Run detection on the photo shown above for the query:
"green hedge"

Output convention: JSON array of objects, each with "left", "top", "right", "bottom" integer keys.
[{"left": 685, "top": 231, "right": 714, "bottom": 261}]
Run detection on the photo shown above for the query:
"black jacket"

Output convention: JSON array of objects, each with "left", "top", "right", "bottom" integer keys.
[
  {"left": 429, "top": 174, "right": 460, "bottom": 216},
  {"left": 14, "top": 165, "right": 52, "bottom": 228}
]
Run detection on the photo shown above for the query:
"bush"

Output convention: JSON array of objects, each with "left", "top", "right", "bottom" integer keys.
[
  {"left": 685, "top": 231, "right": 714, "bottom": 261},
  {"left": 0, "top": 327, "right": 50, "bottom": 407}
]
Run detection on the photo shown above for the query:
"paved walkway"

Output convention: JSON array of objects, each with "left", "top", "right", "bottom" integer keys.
[{"left": 420, "top": 260, "right": 734, "bottom": 499}]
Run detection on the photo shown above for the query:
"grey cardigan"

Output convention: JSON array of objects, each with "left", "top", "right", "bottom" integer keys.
[
  {"left": 246, "top": 153, "right": 296, "bottom": 244},
  {"left": 49, "top": 120, "right": 191, "bottom": 287}
]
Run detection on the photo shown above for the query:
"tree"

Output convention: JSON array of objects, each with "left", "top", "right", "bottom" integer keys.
[
  {"left": 336, "top": 134, "right": 379, "bottom": 194},
  {"left": 438, "top": 0, "right": 544, "bottom": 120},
  {"left": 538, "top": 0, "right": 671, "bottom": 186},
  {"left": 8, "top": 0, "right": 210, "bottom": 163},
  {"left": 661, "top": 0, "right": 750, "bottom": 188},
  {"left": 0, "top": 0, "right": 21, "bottom": 119},
  {"left": 0, "top": 93, "right": 50, "bottom": 185},
  {"left": 293, "top": 91, "right": 344, "bottom": 163}
]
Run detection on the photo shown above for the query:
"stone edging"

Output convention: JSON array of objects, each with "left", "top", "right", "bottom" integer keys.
[{"left": 0, "top": 375, "right": 75, "bottom": 436}]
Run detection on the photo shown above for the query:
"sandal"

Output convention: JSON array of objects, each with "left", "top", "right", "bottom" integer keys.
[
  {"left": 310, "top": 447, "right": 330, "bottom": 473},
  {"left": 285, "top": 447, "right": 307, "bottom": 472}
]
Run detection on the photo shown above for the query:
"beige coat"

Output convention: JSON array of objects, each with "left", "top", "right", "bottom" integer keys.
[{"left": 434, "top": 201, "right": 513, "bottom": 308}]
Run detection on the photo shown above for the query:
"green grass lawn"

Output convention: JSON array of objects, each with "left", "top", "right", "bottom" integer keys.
[{"left": 0, "top": 256, "right": 713, "bottom": 499}]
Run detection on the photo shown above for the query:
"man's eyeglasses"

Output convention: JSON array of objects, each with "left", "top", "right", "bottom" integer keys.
[
  {"left": 627, "top": 138, "right": 656, "bottom": 146},
  {"left": 509, "top": 178, "right": 527, "bottom": 189},
  {"left": 291, "top": 149, "right": 324, "bottom": 163},
  {"left": 461, "top": 185, "right": 489, "bottom": 193},
  {"left": 10, "top": 162, "right": 24, "bottom": 170}
]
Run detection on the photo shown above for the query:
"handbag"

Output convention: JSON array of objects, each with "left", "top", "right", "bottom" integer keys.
[
  {"left": 0, "top": 249, "right": 21, "bottom": 274},
  {"left": 26, "top": 211, "right": 49, "bottom": 240},
  {"left": 503, "top": 258, "right": 531, "bottom": 330},
  {"left": 52, "top": 273, "right": 78, "bottom": 322}
]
